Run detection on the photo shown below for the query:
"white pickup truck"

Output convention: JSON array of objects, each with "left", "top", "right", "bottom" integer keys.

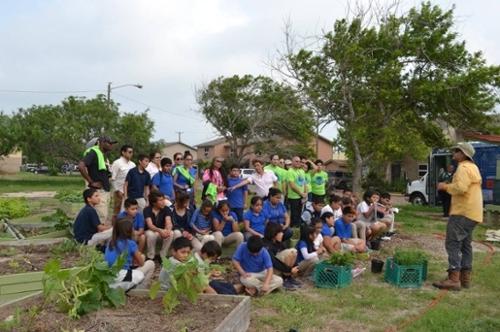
[{"left": 406, "top": 173, "right": 428, "bottom": 205}]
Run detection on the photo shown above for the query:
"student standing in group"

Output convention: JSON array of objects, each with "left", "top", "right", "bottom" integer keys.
[
  {"left": 73, "top": 188, "right": 112, "bottom": 246},
  {"left": 152, "top": 157, "right": 175, "bottom": 201},
  {"left": 143, "top": 191, "right": 175, "bottom": 260},
  {"left": 226, "top": 165, "right": 248, "bottom": 222},
  {"left": 287, "top": 156, "right": 307, "bottom": 227},
  {"left": 202, "top": 157, "right": 227, "bottom": 202},
  {"left": 124, "top": 154, "right": 151, "bottom": 212},
  {"left": 310, "top": 159, "right": 328, "bottom": 202},
  {"left": 79, "top": 136, "right": 116, "bottom": 225},
  {"left": 173, "top": 152, "right": 197, "bottom": 207},
  {"left": 105, "top": 217, "right": 155, "bottom": 289},
  {"left": 110, "top": 145, "right": 135, "bottom": 222},
  {"left": 264, "top": 154, "right": 287, "bottom": 195},
  {"left": 146, "top": 151, "right": 162, "bottom": 178},
  {"left": 433, "top": 143, "right": 483, "bottom": 291}
]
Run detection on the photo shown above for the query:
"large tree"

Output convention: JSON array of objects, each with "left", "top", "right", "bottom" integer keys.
[
  {"left": 0, "top": 112, "right": 20, "bottom": 157},
  {"left": 14, "top": 95, "right": 156, "bottom": 170},
  {"left": 197, "top": 75, "right": 315, "bottom": 162},
  {"left": 275, "top": 2, "right": 500, "bottom": 192}
]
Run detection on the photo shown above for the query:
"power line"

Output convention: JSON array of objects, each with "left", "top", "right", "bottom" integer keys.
[
  {"left": 0, "top": 88, "right": 103, "bottom": 94},
  {"left": 113, "top": 92, "right": 203, "bottom": 121}
]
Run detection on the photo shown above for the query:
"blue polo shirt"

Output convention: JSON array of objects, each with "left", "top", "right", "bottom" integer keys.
[
  {"left": 190, "top": 208, "right": 212, "bottom": 232},
  {"left": 296, "top": 240, "right": 315, "bottom": 263},
  {"left": 227, "top": 177, "right": 247, "bottom": 209},
  {"left": 105, "top": 239, "right": 137, "bottom": 270},
  {"left": 211, "top": 210, "right": 238, "bottom": 236},
  {"left": 73, "top": 204, "right": 100, "bottom": 244},
  {"left": 152, "top": 171, "right": 174, "bottom": 198},
  {"left": 232, "top": 243, "right": 273, "bottom": 273},
  {"left": 174, "top": 166, "right": 197, "bottom": 187},
  {"left": 125, "top": 167, "right": 151, "bottom": 199},
  {"left": 117, "top": 211, "right": 145, "bottom": 231},
  {"left": 243, "top": 209, "right": 266, "bottom": 235},
  {"left": 334, "top": 218, "right": 352, "bottom": 239},
  {"left": 262, "top": 200, "right": 287, "bottom": 225},
  {"left": 321, "top": 222, "right": 333, "bottom": 237}
]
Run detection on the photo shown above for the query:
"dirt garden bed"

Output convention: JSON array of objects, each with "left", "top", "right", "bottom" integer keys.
[{"left": 0, "top": 290, "right": 250, "bottom": 332}]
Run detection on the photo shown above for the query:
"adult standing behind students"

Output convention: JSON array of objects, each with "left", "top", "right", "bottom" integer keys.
[
  {"left": 79, "top": 136, "right": 116, "bottom": 225},
  {"left": 110, "top": 145, "right": 135, "bottom": 222},
  {"left": 172, "top": 152, "right": 184, "bottom": 172},
  {"left": 438, "top": 164, "right": 454, "bottom": 217},
  {"left": 124, "top": 154, "right": 151, "bottom": 212},
  {"left": 287, "top": 156, "right": 307, "bottom": 227},
  {"left": 146, "top": 151, "right": 162, "bottom": 178},
  {"left": 173, "top": 152, "right": 197, "bottom": 206},
  {"left": 264, "top": 154, "right": 287, "bottom": 195},
  {"left": 433, "top": 143, "right": 483, "bottom": 291},
  {"left": 202, "top": 157, "right": 227, "bottom": 202},
  {"left": 310, "top": 160, "right": 328, "bottom": 202},
  {"left": 230, "top": 159, "right": 277, "bottom": 199}
]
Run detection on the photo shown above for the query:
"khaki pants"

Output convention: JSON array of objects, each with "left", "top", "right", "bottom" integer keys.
[
  {"left": 353, "top": 220, "right": 367, "bottom": 242},
  {"left": 136, "top": 260, "right": 155, "bottom": 289},
  {"left": 145, "top": 230, "right": 173, "bottom": 259},
  {"left": 222, "top": 232, "right": 244, "bottom": 248},
  {"left": 112, "top": 191, "right": 124, "bottom": 220},
  {"left": 136, "top": 198, "right": 147, "bottom": 213},
  {"left": 240, "top": 271, "right": 283, "bottom": 293},
  {"left": 87, "top": 228, "right": 112, "bottom": 246},
  {"left": 298, "top": 257, "right": 319, "bottom": 276},
  {"left": 94, "top": 190, "right": 111, "bottom": 225},
  {"left": 195, "top": 231, "right": 224, "bottom": 247}
]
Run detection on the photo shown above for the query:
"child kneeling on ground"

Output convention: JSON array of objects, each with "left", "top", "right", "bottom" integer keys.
[
  {"left": 105, "top": 217, "right": 155, "bottom": 290},
  {"left": 159, "top": 237, "right": 216, "bottom": 293},
  {"left": 335, "top": 206, "right": 366, "bottom": 253},
  {"left": 296, "top": 225, "right": 325, "bottom": 276},
  {"left": 195, "top": 241, "right": 244, "bottom": 295},
  {"left": 232, "top": 235, "right": 283, "bottom": 296}
]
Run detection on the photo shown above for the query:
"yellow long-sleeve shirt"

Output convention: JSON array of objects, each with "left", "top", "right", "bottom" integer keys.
[{"left": 444, "top": 160, "right": 483, "bottom": 223}]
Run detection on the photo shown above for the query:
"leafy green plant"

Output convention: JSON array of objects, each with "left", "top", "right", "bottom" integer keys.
[
  {"left": 393, "top": 249, "right": 427, "bottom": 266},
  {"left": 41, "top": 208, "right": 72, "bottom": 230},
  {"left": 0, "top": 198, "right": 30, "bottom": 219},
  {"left": 149, "top": 256, "right": 210, "bottom": 313},
  {"left": 55, "top": 190, "right": 82, "bottom": 203},
  {"left": 326, "top": 252, "right": 355, "bottom": 266},
  {"left": 50, "top": 239, "right": 80, "bottom": 257},
  {"left": 43, "top": 247, "right": 126, "bottom": 319}
]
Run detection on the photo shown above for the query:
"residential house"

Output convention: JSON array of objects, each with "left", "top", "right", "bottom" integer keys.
[
  {"left": 0, "top": 151, "right": 22, "bottom": 174},
  {"left": 160, "top": 141, "right": 198, "bottom": 160}
]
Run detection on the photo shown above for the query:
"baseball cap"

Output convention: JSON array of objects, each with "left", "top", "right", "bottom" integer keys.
[{"left": 99, "top": 136, "right": 117, "bottom": 144}]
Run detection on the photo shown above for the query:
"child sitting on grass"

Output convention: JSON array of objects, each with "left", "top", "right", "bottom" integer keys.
[
  {"left": 190, "top": 199, "right": 223, "bottom": 250},
  {"left": 159, "top": 237, "right": 216, "bottom": 294},
  {"left": 105, "top": 217, "right": 154, "bottom": 289},
  {"left": 317, "top": 212, "right": 341, "bottom": 253},
  {"left": 196, "top": 241, "right": 244, "bottom": 295},
  {"left": 232, "top": 235, "right": 283, "bottom": 296},
  {"left": 243, "top": 196, "right": 266, "bottom": 239},
  {"left": 117, "top": 198, "right": 146, "bottom": 253},
  {"left": 296, "top": 225, "right": 325, "bottom": 276},
  {"left": 263, "top": 222, "right": 301, "bottom": 290},
  {"left": 335, "top": 206, "right": 367, "bottom": 253}
]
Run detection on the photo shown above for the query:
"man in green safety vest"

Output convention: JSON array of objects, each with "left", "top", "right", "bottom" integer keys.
[{"left": 79, "top": 136, "right": 116, "bottom": 225}]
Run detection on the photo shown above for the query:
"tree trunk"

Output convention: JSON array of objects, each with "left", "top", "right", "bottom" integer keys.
[
  {"left": 351, "top": 137, "right": 363, "bottom": 195},
  {"left": 384, "top": 161, "right": 392, "bottom": 183}
]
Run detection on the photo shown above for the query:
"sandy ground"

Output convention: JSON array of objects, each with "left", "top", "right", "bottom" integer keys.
[{"left": 0, "top": 191, "right": 56, "bottom": 198}]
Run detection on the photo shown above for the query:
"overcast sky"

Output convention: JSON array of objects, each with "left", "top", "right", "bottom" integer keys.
[{"left": 1, "top": 0, "right": 498, "bottom": 147}]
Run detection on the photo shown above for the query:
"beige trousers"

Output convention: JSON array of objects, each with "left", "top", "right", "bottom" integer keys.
[
  {"left": 222, "top": 232, "right": 244, "bottom": 248},
  {"left": 94, "top": 189, "right": 111, "bottom": 225},
  {"left": 145, "top": 230, "right": 173, "bottom": 259},
  {"left": 87, "top": 228, "right": 112, "bottom": 246},
  {"left": 136, "top": 260, "right": 155, "bottom": 289},
  {"left": 240, "top": 271, "right": 283, "bottom": 293}
]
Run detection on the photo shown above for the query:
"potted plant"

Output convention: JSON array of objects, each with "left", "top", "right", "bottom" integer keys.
[
  {"left": 385, "top": 249, "right": 428, "bottom": 288},
  {"left": 313, "top": 252, "right": 355, "bottom": 289}
]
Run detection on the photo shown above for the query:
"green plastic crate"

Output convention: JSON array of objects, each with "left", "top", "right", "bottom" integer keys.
[
  {"left": 313, "top": 261, "right": 352, "bottom": 289},
  {"left": 384, "top": 258, "right": 427, "bottom": 288}
]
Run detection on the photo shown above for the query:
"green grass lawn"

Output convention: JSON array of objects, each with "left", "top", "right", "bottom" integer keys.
[
  {"left": 249, "top": 204, "right": 500, "bottom": 332},
  {"left": 0, "top": 172, "right": 84, "bottom": 193}
]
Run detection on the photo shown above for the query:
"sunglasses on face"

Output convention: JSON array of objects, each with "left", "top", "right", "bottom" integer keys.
[{"left": 176, "top": 158, "right": 183, "bottom": 161}]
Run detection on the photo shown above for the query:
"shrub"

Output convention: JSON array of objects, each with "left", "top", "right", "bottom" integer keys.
[
  {"left": 41, "top": 208, "right": 72, "bottom": 230},
  {"left": 55, "top": 190, "right": 82, "bottom": 203},
  {"left": 0, "top": 198, "right": 30, "bottom": 219},
  {"left": 326, "top": 252, "right": 355, "bottom": 266},
  {"left": 393, "top": 249, "right": 427, "bottom": 265}
]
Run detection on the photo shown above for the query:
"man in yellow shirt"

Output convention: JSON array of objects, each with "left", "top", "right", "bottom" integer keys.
[{"left": 433, "top": 142, "right": 483, "bottom": 291}]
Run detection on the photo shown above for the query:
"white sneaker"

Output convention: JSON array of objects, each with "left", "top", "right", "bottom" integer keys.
[
  {"left": 352, "top": 267, "right": 366, "bottom": 278},
  {"left": 381, "top": 236, "right": 391, "bottom": 241}
]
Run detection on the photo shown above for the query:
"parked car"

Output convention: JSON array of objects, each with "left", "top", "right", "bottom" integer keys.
[
  {"left": 61, "top": 163, "right": 79, "bottom": 174},
  {"left": 327, "top": 171, "right": 353, "bottom": 191},
  {"left": 32, "top": 165, "right": 49, "bottom": 174},
  {"left": 240, "top": 168, "right": 256, "bottom": 180},
  {"left": 20, "top": 163, "right": 38, "bottom": 172}
]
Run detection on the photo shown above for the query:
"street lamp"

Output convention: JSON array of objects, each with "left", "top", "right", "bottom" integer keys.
[{"left": 107, "top": 82, "right": 143, "bottom": 110}]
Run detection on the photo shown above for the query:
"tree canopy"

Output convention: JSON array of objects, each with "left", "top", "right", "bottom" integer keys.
[
  {"left": 197, "top": 74, "right": 315, "bottom": 162},
  {"left": 278, "top": 2, "right": 500, "bottom": 192}
]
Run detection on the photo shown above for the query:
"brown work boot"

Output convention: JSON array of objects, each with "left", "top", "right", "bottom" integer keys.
[
  {"left": 460, "top": 270, "right": 472, "bottom": 289},
  {"left": 432, "top": 271, "right": 461, "bottom": 291}
]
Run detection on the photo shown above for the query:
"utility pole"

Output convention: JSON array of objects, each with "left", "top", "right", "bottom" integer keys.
[
  {"left": 107, "top": 82, "right": 112, "bottom": 111},
  {"left": 106, "top": 82, "right": 143, "bottom": 111},
  {"left": 175, "top": 131, "right": 184, "bottom": 143}
]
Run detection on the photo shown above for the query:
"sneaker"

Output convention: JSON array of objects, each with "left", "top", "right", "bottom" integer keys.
[
  {"left": 381, "top": 236, "right": 391, "bottom": 241},
  {"left": 283, "top": 279, "right": 298, "bottom": 290}
]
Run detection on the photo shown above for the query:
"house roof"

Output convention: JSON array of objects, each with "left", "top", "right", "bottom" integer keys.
[
  {"left": 195, "top": 137, "right": 228, "bottom": 148},
  {"left": 463, "top": 132, "right": 500, "bottom": 144},
  {"left": 162, "top": 141, "right": 197, "bottom": 150}
]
